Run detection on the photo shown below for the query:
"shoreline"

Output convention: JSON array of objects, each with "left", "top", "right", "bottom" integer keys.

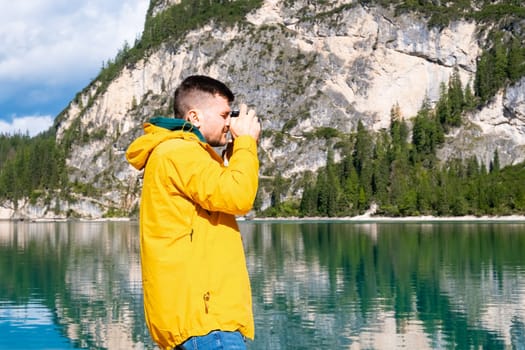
[
  {"left": 246, "top": 214, "right": 525, "bottom": 223},
  {"left": 0, "top": 217, "right": 133, "bottom": 223},
  {"left": 2, "top": 215, "right": 525, "bottom": 223}
]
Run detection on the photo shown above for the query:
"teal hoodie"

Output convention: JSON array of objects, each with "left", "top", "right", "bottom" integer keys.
[{"left": 149, "top": 116, "right": 206, "bottom": 143}]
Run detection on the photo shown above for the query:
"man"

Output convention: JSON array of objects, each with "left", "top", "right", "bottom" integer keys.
[{"left": 126, "top": 75, "right": 260, "bottom": 350}]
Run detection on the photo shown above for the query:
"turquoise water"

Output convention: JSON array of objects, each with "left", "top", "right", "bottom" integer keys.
[{"left": 1, "top": 220, "right": 524, "bottom": 349}]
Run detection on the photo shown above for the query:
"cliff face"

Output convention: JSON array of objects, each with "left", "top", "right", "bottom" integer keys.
[{"left": 9, "top": 0, "right": 525, "bottom": 219}]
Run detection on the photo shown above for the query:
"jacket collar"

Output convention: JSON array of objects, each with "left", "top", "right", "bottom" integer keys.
[{"left": 149, "top": 116, "right": 206, "bottom": 143}]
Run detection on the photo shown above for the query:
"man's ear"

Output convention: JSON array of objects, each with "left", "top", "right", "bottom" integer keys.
[{"left": 187, "top": 109, "right": 201, "bottom": 127}]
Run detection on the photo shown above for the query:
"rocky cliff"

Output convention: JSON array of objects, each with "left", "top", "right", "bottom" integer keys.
[{"left": 6, "top": 0, "right": 525, "bottom": 219}]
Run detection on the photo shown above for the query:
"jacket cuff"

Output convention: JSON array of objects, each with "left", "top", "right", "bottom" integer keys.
[{"left": 233, "top": 135, "right": 257, "bottom": 153}]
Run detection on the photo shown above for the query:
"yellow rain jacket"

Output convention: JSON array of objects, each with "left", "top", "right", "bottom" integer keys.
[{"left": 126, "top": 118, "right": 258, "bottom": 349}]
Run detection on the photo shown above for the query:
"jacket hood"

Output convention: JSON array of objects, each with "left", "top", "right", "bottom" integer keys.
[{"left": 126, "top": 117, "right": 206, "bottom": 171}]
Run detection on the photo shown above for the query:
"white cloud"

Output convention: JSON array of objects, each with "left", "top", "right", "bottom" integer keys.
[
  {"left": 0, "top": 0, "right": 149, "bottom": 84},
  {"left": 0, "top": 115, "right": 54, "bottom": 137},
  {"left": 0, "top": 0, "right": 149, "bottom": 136}
]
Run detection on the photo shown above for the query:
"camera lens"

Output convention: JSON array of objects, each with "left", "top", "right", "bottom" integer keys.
[{"left": 230, "top": 110, "right": 240, "bottom": 117}]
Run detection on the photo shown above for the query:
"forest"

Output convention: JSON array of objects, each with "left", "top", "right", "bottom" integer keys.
[
  {"left": 263, "top": 66, "right": 525, "bottom": 217},
  {"left": 0, "top": 131, "right": 67, "bottom": 209},
  {"left": 0, "top": 0, "right": 524, "bottom": 217}
]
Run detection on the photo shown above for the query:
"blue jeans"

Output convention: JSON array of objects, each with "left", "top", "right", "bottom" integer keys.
[{"left": 177, "top": 330, "right": 247, "bottom": 350}]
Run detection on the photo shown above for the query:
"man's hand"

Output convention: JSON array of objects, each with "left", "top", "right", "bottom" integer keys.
[{"left": 230, "top": 103, "right": 260, "bottom": 142}]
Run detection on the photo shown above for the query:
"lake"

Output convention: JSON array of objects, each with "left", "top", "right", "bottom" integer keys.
[{"left": 1, "top": 220, "right": 524, "bottom": 349}]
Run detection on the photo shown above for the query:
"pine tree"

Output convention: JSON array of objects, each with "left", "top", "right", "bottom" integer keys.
[
  {"left": 389, "top": 156, "right": 412, "bottom": 216},
  {"left": 493, "top": 39, "right": 508, "bottom": 90},
  {"left": 463, "top": 82, "right": 477, "bottom": 110},
  {"left": 435, "top": 82, "right": 450, "bottom": 127},
  {"left": 466, "top": 156, "right": 480, "bottom": 177},
  {"left": 353, "top": 121, "right": 374, "bottom": 204},
  {"left": 325, "top": 149, "right": 341, "bottom": 216},
  {"left": 475, "top": 53, "right": 491, "bottom": 103},
  {"left": 414, "top": 164, "right": 434, "bottom": 214},
  {"left": 371, "top": 132, "right": 391, "bottom": 206},
  {"left": 390, "top": 105, "right": 410, "bottom": 161},
  {"left": 490, "top": 149, "right": 500, "bottom": 173},
  {"left": 271, "top": 173, "right": 285, "bottom": 208},
  {"left": 411, "top": 99, "right": 443, "bottom": 164},
  {"left": 299, "top": 181, "right": 317, "bottom": 216},
  {"left": 508, "top": 36, "right": 525, "bottom": 81},
  {"left": 343, "top": 164, "right": 360, "bottom": 215},
  {"left": 447, "top": 67, "right": 464, "bottom": 126}
]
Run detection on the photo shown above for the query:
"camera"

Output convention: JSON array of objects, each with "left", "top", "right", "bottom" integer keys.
[{"left": 230, "top": 109, "right": 240, "bottom": 118}]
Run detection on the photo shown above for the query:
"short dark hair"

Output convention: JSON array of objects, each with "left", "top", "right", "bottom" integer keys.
[{"left": 173, "top": 75, "right": 234, "bottom": 118}]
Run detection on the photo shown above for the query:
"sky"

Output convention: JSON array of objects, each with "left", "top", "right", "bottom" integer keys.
[{"left": 0, "top": 0, "right": 149, "bottom": 137}]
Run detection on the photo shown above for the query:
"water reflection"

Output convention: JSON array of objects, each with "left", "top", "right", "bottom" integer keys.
[
  {"left": 242, "top": 221, "right": 525, "bottom": 349},
  {"left": 1, "top": 221, "right": 525, "bottom": 349},
  {"left": 0, "top": 221, "right": 153, "bottom": 350}
]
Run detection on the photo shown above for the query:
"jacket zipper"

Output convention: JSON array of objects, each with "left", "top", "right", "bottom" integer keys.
[{"left": 203, "top": 291, "right": 210, "bottom": 314}]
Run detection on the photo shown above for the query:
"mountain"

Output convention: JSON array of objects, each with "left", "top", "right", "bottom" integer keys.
[{"left": 1, "top": 0, "right": 525, "bottom": 219}]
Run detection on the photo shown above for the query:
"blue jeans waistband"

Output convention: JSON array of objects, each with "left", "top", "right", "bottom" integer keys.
[{"left": 177, "top": 330, "right": 246, "bottom": 350}]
